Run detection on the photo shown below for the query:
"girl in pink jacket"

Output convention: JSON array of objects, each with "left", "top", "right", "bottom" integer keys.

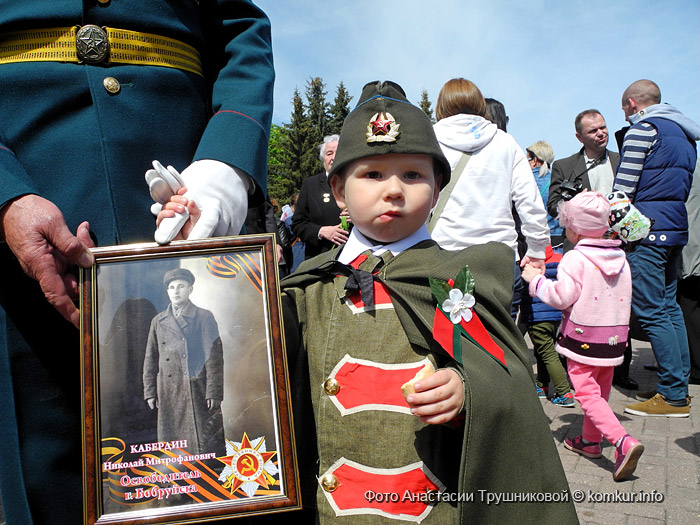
[{"left": 522, "top": 191, "right": 644, "bottom": 482}]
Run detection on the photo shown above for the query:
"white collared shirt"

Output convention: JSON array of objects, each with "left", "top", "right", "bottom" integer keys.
[
  {"left": 337, "top": 226, "right": 432, "bottom": 265},
  {"left": 584, "top": 151, "right": 614, "bottom": 195}
]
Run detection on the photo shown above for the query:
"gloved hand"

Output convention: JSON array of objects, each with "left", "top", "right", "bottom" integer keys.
[
  {"left": 146, "top": 160, "right": 185, "bottom": 216},
  {"left": 146, "top": 160, "right": 189, "bottom": 242},
  {"left": 145, "top": 159, "right": 251, "bottom": 244}
]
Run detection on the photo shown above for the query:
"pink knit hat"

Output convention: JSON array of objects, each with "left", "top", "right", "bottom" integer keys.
[{"left": 558, "top": 191, "right": 611, "bottom": 236}]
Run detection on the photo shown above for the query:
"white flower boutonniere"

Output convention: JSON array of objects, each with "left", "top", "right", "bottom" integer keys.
[{"left": 442, "top": 288, "right": 475, "bottom": 324}]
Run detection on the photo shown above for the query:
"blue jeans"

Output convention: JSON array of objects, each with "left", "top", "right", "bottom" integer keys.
[{"left": 627, "top": 244, "right": 690, "bottom": 401}]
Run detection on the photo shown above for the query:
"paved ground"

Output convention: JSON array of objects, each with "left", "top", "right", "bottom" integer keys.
[
  {"left": 1, "top": 339, "right": 696, "bottom": 525},
  {"left": 537, "top": 338, "right": 700, "bottom": 524}
]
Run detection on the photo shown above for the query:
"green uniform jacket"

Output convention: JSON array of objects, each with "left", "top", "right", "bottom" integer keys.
[{"left": 280, "top": 240, "right": 578, "bottom": 524}]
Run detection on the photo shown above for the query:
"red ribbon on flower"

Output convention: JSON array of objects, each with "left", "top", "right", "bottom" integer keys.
[{"left": 430, "top": 268, "right": 507, "bottom": 370}]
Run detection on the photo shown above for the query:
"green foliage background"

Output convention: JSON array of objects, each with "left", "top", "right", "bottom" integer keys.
[{"left": 265, "top": 78, "right": 434, "bottom": 211}]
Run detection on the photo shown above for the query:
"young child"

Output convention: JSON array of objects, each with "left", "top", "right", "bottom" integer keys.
[
  {"left": 159, "top": 81, "right": 577, "bottom": 523},
  {"left": 520, "top": 245, "right": 575, "bottom": 407},
  {"left": 522, "top": 191, "right": 644, "bottom": 482}
]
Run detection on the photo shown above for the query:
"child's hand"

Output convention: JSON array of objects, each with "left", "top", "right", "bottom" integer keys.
[
  {"left": 521, "top": 263, "right": 541, "bottom": 283},
  {"left": 156, "top": 187, "right": 201, "bottom": 241},
  {"left": 405, "top": 368, "right": 464, "bottom": 425}
]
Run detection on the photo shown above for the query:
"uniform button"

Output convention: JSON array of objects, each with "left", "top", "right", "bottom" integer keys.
[
  {"left": 323, "top": 378, "right": 340, "bottom": 396},
  {"left": 103, "top": 76, "right": 120, "bottom": 94},
  {"left": 649, "top": 234, "right": 656, "bottom": 241},
  {"left": 97, "top": 0, "right": 110, "bottom": 4},
  {"left": 660, "top": 234, "right": 667, "bottom": 241},
  {"left": 320, "top": 474, "right": 338, "bottom": 492}
]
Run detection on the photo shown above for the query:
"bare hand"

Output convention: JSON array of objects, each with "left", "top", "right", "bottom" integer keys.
[
  {"left": 405, "top": 368, "right": 464, "bottom": 425},
  {"left": 207, "top": 399, "right": 221, "bottom": 410},
  {"left": 146, "top": 398, "right": 157, "bottom": 410},
  {"left": 521, "top": 263, "right": 541, "bottom": 283},
  {"left": 520, "top": 256, "right": 545, "bottom": 273},
  {"left": 318, "top": 224, "right": 349, "bottom": 246},
  {"left": 0, "top": 195, "right": 95, "bottom": 327},
  {"left": 156, "top": 187, "right": 202, "bottom": 241}
]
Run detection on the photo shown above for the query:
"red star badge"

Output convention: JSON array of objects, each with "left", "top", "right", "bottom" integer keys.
[
  {"left": 370, "top": 113, "right": 392, "bottom": 135},
  {"left": 366, "top": 112, "right": 400, "bottom": 142}
]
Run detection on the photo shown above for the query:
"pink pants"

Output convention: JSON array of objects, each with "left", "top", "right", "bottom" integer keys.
[{"left": 567, "top": 360, "right": 627, "bottom": 445}]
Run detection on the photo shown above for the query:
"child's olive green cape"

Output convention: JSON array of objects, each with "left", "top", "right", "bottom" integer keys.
[{"left": 280, "top": 240, "right": 578, "bottom": 524}]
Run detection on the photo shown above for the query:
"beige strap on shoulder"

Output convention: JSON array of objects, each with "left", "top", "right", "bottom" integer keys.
[{"left": 428, "top": 152, "right": 472, "bottom": 233}]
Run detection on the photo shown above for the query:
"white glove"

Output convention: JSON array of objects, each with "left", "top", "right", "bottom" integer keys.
[
  {"left": 145, "top": 160, "right": 189, "bottom": 243},
  {"left": 145, "top": 160, "right": 186, "bottom": 216},
  {"left": 145, "top": 159, "right": 251, "bottom": 244}
]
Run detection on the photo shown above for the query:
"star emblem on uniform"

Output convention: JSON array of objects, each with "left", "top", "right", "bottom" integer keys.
[
  {"left": 366, "top": 112, "right": 400, "bottom": 142},
  {"left": 217, "top": 433, "right": 278, "bottom": 497},
  {"left": 76, "top": 25, "right": 109, "bottom": 63},
  {"left": 79, "top": 28, "right": 105, "bottom": 54}
]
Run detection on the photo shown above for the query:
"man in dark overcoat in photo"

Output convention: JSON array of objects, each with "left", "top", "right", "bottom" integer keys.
[{"left": 143, "top": 268, "right": 225, "bottom": 457}]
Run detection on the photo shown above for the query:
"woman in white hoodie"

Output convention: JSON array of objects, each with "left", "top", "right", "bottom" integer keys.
[{"left": 430, "top": 79, "right": 550, "bottom": 278}]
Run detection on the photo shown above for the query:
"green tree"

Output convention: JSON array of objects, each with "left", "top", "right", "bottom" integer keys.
[
  {"left": 418, "top": 88, "right": 435, "bottom": 123},
  {"left": 281, "top": 87, "right": 312, "bottom": 191},
  {"left": 300, "top": 77, "right": 329, "bottom": 179},
  {"left": 305, "top": 76, "right": 329, "bottom": 145},
  {"left": 328, "top": 80, "right": 353, "bottom": 134},
  {"left": 267, "top": 78, "right": 358, "bottom": 207},
  {"left": 266, "top": 123, "right": 294, "bottom": 205}
]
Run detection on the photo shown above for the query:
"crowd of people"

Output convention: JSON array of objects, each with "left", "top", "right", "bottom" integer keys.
[
  {"left": 280, "top": 78, "right": 699, "bottom": 489},
  {"left": 0, "top": 1, "right": 697, "bottom": 520}
]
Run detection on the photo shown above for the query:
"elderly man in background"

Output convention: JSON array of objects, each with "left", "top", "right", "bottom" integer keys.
[{"left": 292, "top": 135, "right": 350, "bottom": 259}]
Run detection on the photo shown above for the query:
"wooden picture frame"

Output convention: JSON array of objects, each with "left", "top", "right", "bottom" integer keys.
[{"left": 80, "top": 235, "right": 300, "bottom": 524}]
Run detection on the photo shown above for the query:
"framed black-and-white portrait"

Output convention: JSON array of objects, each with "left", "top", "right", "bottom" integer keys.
[{"left": 80, "top": 235, "right": 300, "bottom": 524}]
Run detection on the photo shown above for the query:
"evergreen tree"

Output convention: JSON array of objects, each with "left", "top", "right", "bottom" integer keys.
[
  {"left": 266, "top": 123, "right": 294, "bottom": 205},
  {"left": 305, "top": 77, "right": 329, "bottom": 144},
  {"left": 281, "top": 87, "right": 312, "bottom": 191},
  {"left": 328, "top": 81, "right": 353, "bottom": 134},
  {"left": 302, "top": 77, "right": 328, "bottom": 178},
  {"left": 418, "top": 88, "right": 435, "bottom": 123},
  {"left": 267, "top": 78, "right": 355, "bottom": 207}
]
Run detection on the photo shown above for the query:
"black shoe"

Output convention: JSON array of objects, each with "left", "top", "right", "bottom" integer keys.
[
  {"left": 643, "top": 363, "right": 659, "bottom": 372},
  {"left": 613, "top": 375, "right": 639, "bottom": 390}
]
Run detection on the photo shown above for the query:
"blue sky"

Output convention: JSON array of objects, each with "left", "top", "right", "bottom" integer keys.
[{"left": 255, "top": 0, "right": 700, "bottom": 162}]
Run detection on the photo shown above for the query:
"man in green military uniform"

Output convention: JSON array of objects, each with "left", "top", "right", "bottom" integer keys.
[{"left": 0, "top": 2, "right": 274, "bottom": 523}]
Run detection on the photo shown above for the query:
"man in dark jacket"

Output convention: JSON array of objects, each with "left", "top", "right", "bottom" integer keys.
[
  {"left": 144, "top": 268, "right": 224, "bottom": 456},
  {"left": 548, "top": 110, "right": 620, "bottom": 219},
  {"left": 292, "top": 135, "right": 349, "bottom": 259},
  {"left": 615, "top": 80, "right": 700, "bottom": 418}
]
